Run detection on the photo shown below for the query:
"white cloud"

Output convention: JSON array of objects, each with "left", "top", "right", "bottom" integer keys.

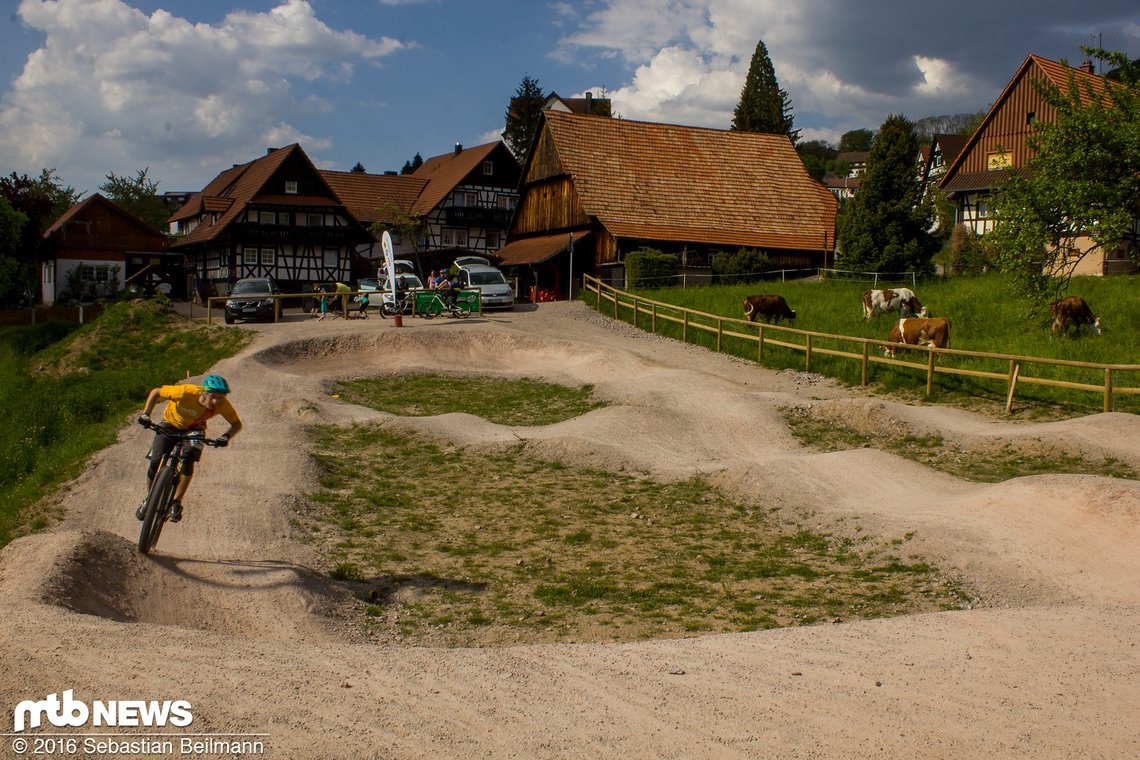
[{"left": 0, "top": 0, "right": 408, "bottom": 191}]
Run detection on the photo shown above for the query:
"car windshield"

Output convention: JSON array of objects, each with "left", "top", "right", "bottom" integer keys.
[
  {"left": 232, "top": 280, "right": 272, "bottom": 295},
  {"left": 385, "top": 275, "right": 423, "bottom": 290},
  {"left": 469, "top": 270, "right": 507, "bottom": 285}
]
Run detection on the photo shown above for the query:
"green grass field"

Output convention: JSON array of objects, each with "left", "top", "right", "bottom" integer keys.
[{"left": 598, "top": 273, "right": 1140, "bottom": 414}]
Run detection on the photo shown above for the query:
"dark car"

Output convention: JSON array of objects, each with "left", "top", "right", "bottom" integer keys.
[{"left": 224, "top": 277, "right": 282, "bottom": 324}]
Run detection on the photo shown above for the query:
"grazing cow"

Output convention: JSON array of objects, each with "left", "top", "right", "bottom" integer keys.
[
  {"left": 862, "top": 288, "right": 928, "bottom": 320},
  {"left": 1050, "top": 296, "right": 1102, "bottom": 336},
  {"left": 743, "top": 294, "right": 796, "bottom": 324},
  {"left": 884, "top": 317, "right": 951, "bottom": 357}
]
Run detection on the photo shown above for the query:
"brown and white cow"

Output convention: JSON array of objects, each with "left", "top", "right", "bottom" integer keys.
[
  {"left": 862, "top": 288, "right": 928, "bottom": 320},
  {"left": 1049, "top": 295, "right": 1102, "bottom": 336},
  {"left": 883, "top": 317, "right": 951, "bottom": 357},
  {"left": 743, "top": 294, "right": 796, "bottom": 324}
]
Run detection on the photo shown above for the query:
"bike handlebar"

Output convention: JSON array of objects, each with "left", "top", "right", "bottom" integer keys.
[{"left": 139, "top": 418, "right": 226, "bottom": 447}]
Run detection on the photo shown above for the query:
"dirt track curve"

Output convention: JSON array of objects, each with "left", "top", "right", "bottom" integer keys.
[{"left": 1, "top": 302, "right": 1138, "bottom": 759}]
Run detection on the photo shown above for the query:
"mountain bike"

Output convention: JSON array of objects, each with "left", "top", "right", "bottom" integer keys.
[
  {"left": 379, "top": 290, "right": 416, "bottom": 319},
  {"left": 418, "top": 290, "right": 472, "bottom": 319},
  {"left": 136, "top": 420, "right": 224, "bottom": 555}
]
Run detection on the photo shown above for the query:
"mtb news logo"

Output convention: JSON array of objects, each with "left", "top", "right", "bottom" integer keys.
[{"left": 12, "top": 690, "right": 193, "bottom": 732}]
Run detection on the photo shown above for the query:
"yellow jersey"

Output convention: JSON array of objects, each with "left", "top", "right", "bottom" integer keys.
[{"left": 158, "top": 384, "right": 240, "bottom": 431}]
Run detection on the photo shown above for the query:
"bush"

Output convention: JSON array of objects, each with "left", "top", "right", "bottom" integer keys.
[
  {"left": 625, "top": 248, "right": 677, "bottom": 289},
  {"left": 713, "top": 248, "right": 772, "bottom": 284},
  {"left": 938, "top": 224, "right": 993, "bottom": 276}
]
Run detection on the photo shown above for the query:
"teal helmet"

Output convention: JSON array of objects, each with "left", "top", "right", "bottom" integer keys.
[{"left": 201, "top": 374, "right": 231, "bottom": 395}]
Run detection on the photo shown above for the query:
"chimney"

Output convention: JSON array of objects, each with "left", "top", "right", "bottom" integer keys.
[
  {"left": 454, "top": 142, "right": 463, "bottom": 155},
  {"left": 585, "top": 91, "right": 593, "bottom": 112},
  {"left": 384, "top": 170, "right": 397, "bottom": 176},
  {"left": 1079, "top": 59, "right": 1095, "bottom": 74},
  {"left": 266, "top": 147, "right": 279, "bottom": 154}
]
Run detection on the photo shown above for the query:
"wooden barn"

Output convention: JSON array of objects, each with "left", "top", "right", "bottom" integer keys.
[
  {"left": 497, "top": 110, "right": 837, "bottom": 299},
  {"left": 41, "top": 193, "right": 171, "bottom": 305},
  {"left": 168, "top": 144, "right": 373, "bottom": 295}
]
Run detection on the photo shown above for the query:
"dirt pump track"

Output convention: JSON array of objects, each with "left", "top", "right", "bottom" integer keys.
[{"left": 1, "top": 302, "right": 1138, "bottom": 759}]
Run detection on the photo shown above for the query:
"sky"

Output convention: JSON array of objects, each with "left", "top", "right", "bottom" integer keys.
[{"left": 1, "top": 0, "right": 1138, "bottom": 197}]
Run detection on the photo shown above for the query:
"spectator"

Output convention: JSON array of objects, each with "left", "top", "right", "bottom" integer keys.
[{"left": 334, "top": 281, "right": 351, "bottom": 319}]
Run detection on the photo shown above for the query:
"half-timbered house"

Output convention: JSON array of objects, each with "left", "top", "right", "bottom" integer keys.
[
  {"left": 168, "top": 144, "right": 373, "bottom": 294},
  {"left": 939, "top": 54, "right": 1137, "bottom": 275},
  {"left": 41, "top": 193, "right": 170, "bottom": 305},
  {"left": 497, "top": 110, "right": 837, "bottom": 297}
]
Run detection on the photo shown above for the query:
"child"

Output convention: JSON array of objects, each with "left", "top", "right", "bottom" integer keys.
[
  {"left": 317, "top": 286, "right": 329, "bottom": 321},
  {"left": 355, "top": 292, "right": 370, "bottom": 318}
]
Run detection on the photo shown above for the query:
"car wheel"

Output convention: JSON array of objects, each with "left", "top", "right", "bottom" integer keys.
[{"left": 224, "top": 313, "right": 235, "bottom": 325}]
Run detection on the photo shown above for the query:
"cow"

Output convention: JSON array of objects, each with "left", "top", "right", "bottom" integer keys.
[
  {"left": 743, "top": 294, "right": 796, "bottom": 324},
  {"left": 862, "top": 288, "right": 928, "bottom": 320},
  {"left": 1049, "top": 296, "right": 1101, "bottom": 336},
  {"left": 883, "top": 317, "right": 951, "bottom": 357}
]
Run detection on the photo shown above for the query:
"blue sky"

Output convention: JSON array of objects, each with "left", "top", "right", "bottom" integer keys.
[{"left": 1, "top": 0, "right": 1138, "bottom": 197}]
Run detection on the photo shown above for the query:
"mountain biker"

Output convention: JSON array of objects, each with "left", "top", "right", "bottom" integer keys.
[{"left": 135, "top": 374, "right": 242, "bottom": 523}]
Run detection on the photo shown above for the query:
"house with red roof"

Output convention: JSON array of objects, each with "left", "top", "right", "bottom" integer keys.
[
  {"left": 939, "top": 53, "right": 1136, "bottom": 275},
  {"left": 168, "top": 144, "right": 373, "bottom": 295},
  {"left": 498, "top": 110, "right": 837, "bottom": 298},
  {"left": 41, "top": 193, "right": 170, "bottom": 305}
]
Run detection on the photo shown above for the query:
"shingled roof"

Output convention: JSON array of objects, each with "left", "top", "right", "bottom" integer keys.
[
  {"left": 320, "top": 171, "right": 427, "bottom": 225},
  {"left": 45, "top": 193, "right": 165, "bottom": 238},
  {"left": 536, "top": 111, "right": 836, "bottom": 251},
  {"left": 170, "top": 144, "right": 349, "bottom": 248},
  {"left": 409, "top": 142, "right": 501, "bottom": 216}
]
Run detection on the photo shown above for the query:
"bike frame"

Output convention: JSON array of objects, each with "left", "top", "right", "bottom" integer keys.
[{"left": 137, "top": 423, "right": 220, "bottom": 554}]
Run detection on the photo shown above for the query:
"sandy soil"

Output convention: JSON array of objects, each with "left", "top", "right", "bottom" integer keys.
[{"left": 1, "top": 302, "right": 1138, "bottom": 759}]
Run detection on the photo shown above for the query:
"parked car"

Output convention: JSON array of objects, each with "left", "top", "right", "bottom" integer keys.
[
  {"left": 453, "top": 255, "right": 490, "bottom": 268},
  {"left": 456, "top": 264, "right": 514, "bottom": 310},
  {"left": 362, "top": 274, "right": 425, "bottom": 311},
  {"left": 224, "top": 277, "right": 282, "bottom": 324}
]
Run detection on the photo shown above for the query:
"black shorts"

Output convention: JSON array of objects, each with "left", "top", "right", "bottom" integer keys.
[{"left": 147, "top": 425, "right": 204, "bottom": 478}]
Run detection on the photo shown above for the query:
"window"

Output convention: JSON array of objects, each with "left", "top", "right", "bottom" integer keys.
[
  {"left": 455, "top": 230, "right": 468, "bottom": 248},
  {"left": 78, "top": 264, "right": 114, "bottom": 283},
  {"left": 466, "top": 192, "right": 477, "bottom": 207},
  {"left": 486, "top": 230, "right": 498, "bottom": 248},
  {"left": 307, "top": 213, "right": 324, "bottom": 227},
  {"left": 260, "top": 248, "right": 275, "bottom": 265},
  {"left": 986, "top": 150, "right": 1011, "bottom": 170},
  {"left": 243, "top": 247, "right": 259, "bottom": 265},
  {"left": 285, "top": 181, "right": 298, "bottom": 194},
  {"left": 483, "top": 161, "right": 493, "bottom": 175},
  {"left": 496, "top": 195, "right": 515, "bottom": 210},
  {"left": 322, "top": 248, "right": 338, "bottom": 268},
  {"left": 259, "top": 211, "right": 276, "bottom": 225},
  {"left": 442, "top": 229, "right": 454, "bottom": 246}
]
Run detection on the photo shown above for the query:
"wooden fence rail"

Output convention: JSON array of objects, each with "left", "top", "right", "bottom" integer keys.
[{"left": 583, "top": 275, "right": 1139, "bottom": 414}]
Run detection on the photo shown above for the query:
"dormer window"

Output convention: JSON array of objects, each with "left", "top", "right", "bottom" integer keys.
[{"left": 285, "top": 180, "right": 298, "bottom": 194}]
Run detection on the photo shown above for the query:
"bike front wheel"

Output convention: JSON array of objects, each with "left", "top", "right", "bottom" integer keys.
[{"left": 138, "top": 465, "right": 175, "bottom": 554}]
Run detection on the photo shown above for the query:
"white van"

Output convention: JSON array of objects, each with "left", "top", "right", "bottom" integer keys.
[{"left": 457, "top": 264, "right": 514, "bottom": 310}]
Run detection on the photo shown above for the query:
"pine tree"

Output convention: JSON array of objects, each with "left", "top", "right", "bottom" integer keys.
[
  {"left": 504, "top": 74, "right": 546, "bottom": 162},
  {"left": 731, "top": 40, "right": 797, "bottom": 141},
  {"left": 350, "top": 162, "right": 366, "bottom": 174},
  {"left": 837, "top": 114, "right": 937, "bottom": 274},
  {"left": 400, "top": 153, "right": 423, "bottom": 175}
]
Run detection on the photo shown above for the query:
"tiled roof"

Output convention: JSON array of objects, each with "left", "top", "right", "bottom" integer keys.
[
  {"left": 45, "top": 193, "right": 165, "bottom": 238},
  {"left": 410, "top": 142, "right": 501, "bottom": 216},
  {"left": 320, "top": 171, "right": 427, "bottom": 225},
  {"left": 497, "top": 230, "right": 589, "bottom": 265},
  {"left": 171, "top": 145, "right": 355, "bottom": 248},
  {"left": 940, "top": 167, "right": 1031, "bottom": 193},
  {"left": 539, "top": 111, "right": 836, "bottom": 251},
  {"left": 933, "top": 133, "right": 968, "bottom": 165}
]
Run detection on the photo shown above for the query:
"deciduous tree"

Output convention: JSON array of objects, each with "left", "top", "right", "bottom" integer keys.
[
  {"left": 0, "top": 168, "right": 79, "bottom": 306},
  {"left": 99, "top": 168, "right": 168, "bottom": 230}
]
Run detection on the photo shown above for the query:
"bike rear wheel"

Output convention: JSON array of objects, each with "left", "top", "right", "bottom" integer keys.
[
  {"left": 138, "top": 464, "right": 175, "bottom": 554},
  {"left": 379, "top": 301, "right": 398, "bottom": 319},
  {"left": 451, "top": 303, "right": 471, "bottom": 319}
]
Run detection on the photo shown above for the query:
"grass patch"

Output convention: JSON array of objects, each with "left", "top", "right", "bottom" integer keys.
[
  {"left": 597, "top": 273, "right": 1140, "bottom": 416},
  {"left": 333, "top": 374, "right": 606, "bottom": 426},
  {"left": 0, "top": 300, "right": 248, "bottom": 547},
  {"left": 782, "top": 406, "right": 1136, "bottom": 482},
  {"left": 301, "top": 423, "right": 971, "bottom": 647}
]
